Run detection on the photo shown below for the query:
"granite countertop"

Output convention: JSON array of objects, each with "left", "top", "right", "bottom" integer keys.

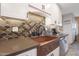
[
  {"left": 0, "top": 36, "right": 39, "bottom": 56},
  {"left": 0, "top": 34, "right": 68, "bottom": 56}
]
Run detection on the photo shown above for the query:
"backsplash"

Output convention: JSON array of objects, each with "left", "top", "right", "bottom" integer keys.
[{"left": 0, "top": 16, "right": 45, "bottom": 40}]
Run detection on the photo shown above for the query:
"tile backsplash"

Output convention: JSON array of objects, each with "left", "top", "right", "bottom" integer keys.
[{"left": 0, "top": 16, "right": 44, "bottom": 40}]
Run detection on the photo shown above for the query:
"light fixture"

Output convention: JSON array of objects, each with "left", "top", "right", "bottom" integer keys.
[
  {"left": 44, "top": 4, "right": 51, "bottom": 9},
  {"left": 42, "top": 5, "right": 45, "bottom": 10}
]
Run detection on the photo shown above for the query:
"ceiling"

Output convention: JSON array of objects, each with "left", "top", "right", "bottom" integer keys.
[{"left": 58, "top": 3, "right": 79, "bottom": 16}]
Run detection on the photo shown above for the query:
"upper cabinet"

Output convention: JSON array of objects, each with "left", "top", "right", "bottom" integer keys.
[
  {"left": 1, "top": 3, "right": 28, "bottom": 19},
  {"left": 0, "top": 3, "right": 62, "bottom": 26},
  {"left": 29, "top": 4, "right": 42, "bottom": 10},
  {"left": 46, "top": 4, "right": 62, "bottom": 26},
  {"left": 43, "top": 4, "right": 62, "bottom": 26},
  {"left": 28, "top": 4, "right": 62, "bottom": 26}
]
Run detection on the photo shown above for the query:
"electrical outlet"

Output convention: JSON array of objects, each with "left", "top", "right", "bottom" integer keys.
[{"left": 12, "top": 27, "right": 18, "bottom": 32}]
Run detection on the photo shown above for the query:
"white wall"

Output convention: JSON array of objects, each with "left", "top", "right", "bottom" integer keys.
[{"left": 1, "top": 3, "right": 28, "bottom": 19}]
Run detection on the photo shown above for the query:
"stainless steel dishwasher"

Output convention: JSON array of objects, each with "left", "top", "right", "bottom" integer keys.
[{"left": 59, "top": 34, "right": 69, "bottom": 56}]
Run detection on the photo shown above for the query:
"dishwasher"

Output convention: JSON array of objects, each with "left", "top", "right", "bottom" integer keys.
[{"left": 59, "top": 36, "right": 69, "bottom": 56}]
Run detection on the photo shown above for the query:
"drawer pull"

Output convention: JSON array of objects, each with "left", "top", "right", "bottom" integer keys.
[{"left": 51, "top": 53, "right": 54, "bottom": 56}]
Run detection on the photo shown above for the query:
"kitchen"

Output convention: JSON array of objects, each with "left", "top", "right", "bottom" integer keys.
[{"left": 0, "top": 3, "right": 78, "bottom": 56}]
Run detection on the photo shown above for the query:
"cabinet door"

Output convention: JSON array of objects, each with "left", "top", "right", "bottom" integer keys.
[
  {"left": 17, "top": 48, "right": 37, "bottom": 56},
  {"left": 52, "top": 47, "right": 59, "bottom": 56},
  {"left": 47, "top": 47, "right": 59, "bottom": 56},
  {"left": 28, "top": 4, "right": 42, "bottom": 12},
  {"left": 30, "top": 4, "right": 42, "bottom": 10}
]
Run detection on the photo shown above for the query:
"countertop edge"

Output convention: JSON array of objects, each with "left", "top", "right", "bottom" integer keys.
[{"left": 6, "top": 43, "right": 39, "bottom": 56}]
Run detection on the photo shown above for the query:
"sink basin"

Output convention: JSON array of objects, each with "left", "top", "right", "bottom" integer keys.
[
  {"left": 32, "top": 36, "right": 59, "bottom": 56},
  {"left": 32, "top": 36, "right": 58, "bottom": 43}
]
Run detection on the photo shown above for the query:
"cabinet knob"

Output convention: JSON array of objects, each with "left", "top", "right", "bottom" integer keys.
[{"left": 50, "top": 53, "right": 54, "bottom": 56}]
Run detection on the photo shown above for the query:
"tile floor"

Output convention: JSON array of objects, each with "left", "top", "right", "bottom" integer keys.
[{"left": 66, "top": 42, "right": 79, "bottom": 56}]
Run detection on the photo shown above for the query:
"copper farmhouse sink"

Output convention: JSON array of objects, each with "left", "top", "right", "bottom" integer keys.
[
  {"left": 32, "top": 36, "right": 59, "bottom": 56},
  {"left": 32, "top": 36, "right": 58, "bottom": 43}
]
